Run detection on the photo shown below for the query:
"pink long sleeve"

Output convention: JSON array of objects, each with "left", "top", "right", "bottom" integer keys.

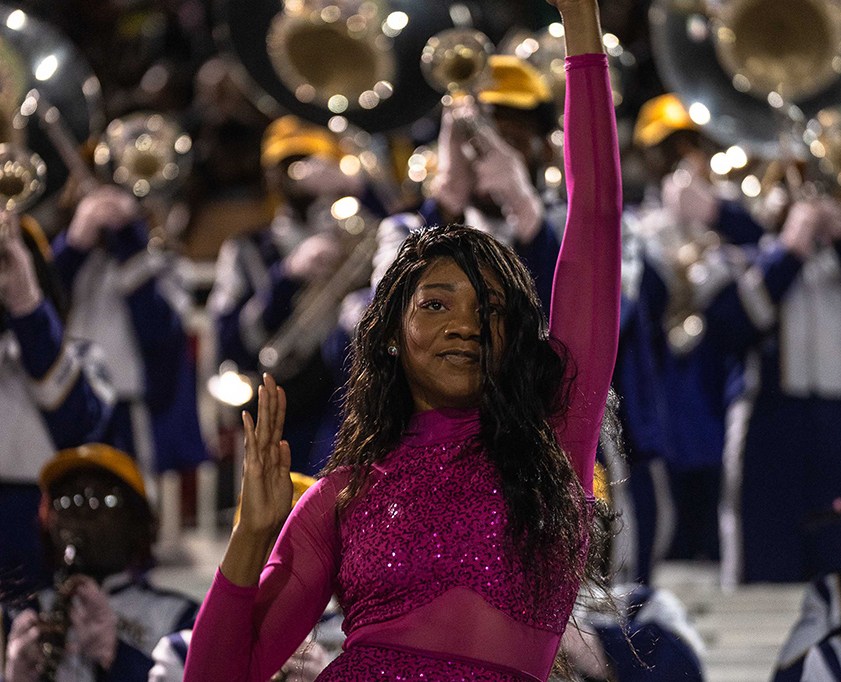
[
  {"left": 183, "top": 474, "right": 345, "bottom": 681},
  {"left": 551, "top": 54, "right": 622, "bottom": 497}
]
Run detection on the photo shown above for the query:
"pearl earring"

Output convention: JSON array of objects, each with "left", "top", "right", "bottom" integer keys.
[{"left": 387, "top": 344, "right": 399, "bottom": 357}]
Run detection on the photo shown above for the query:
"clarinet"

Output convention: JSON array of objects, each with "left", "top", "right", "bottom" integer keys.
[{"left": 38, "top": 543, "right": 79, "bottom": 681}]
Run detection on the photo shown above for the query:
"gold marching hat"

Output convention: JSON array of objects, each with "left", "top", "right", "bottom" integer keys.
[
  {"left": 633, "top": 92, "right": 699, "bottom": 148},
  {"left": 478, "top": 55, "right": 552, "bottom": 110},
  {"left": 261, "top": 114, "right": 344, "bottom": 168},
  {"left": 40, "top": 443, "right": 148, "bottom": 501}
]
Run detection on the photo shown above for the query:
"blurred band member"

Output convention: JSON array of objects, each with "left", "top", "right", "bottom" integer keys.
[{"left": 0, "top": 213, "right": 113, "bottom": 595}]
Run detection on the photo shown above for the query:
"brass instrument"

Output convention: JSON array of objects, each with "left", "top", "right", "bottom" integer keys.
[
  {"left": 0, "top": 143, "right": 46, "bottom": 212},
  {"left": 216, "top": 0, "right": 457, "bottom": 133},
  {"left": 649, "top": 0, "right": 841, "bottom": 159},
  {"left": 420, "top": 27, "right": 495, "bottom": 155},
  {"left": 0, "top": 4, "right": 104, "bottom": 202},
  {"left": 38, "top": 541, "right": 80, "bottom": 682},
  {"left": 22, "top": 89, "right": 100, "bottom": 197},
  {"left": 706, "top": 0, "right": 841, "bottom": 103},
  {"left": 420, "top": 27, "right": 495, "bottom": 96},
  {"left": 258, "top": 196, "right": 378, "bottom": 380},
  {"left": 646, "top": 0, "right": 841, "bottom": 353},
  {"left": 24, "top": 90, "right": 194, "bottom": 202},
  {"left": 23, "top": 88, "right": 194, "bottom": 249},
  {"left": 93, "top": 111, "right": 194, "bottom": 199},
  {"left": 266, "top": 0, "right": 398, "bottom": 114}
]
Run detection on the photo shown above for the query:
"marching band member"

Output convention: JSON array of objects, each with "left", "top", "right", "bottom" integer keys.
[{"left": 0, "top": 213, "right": 113, "bottom": 596}]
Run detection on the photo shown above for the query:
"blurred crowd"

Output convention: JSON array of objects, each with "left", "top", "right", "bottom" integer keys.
[{"left": 1, "top": 0, "right": 841, "bottom": 680}]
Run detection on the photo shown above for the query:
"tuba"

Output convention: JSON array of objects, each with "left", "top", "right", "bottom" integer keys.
[
  {"left": 0, "top": 4, "right": 104, "bottom": 202},
  {"left": 649, "top": 0, "right": 841, "bottom": 160},
  {"left": 216, "top": 0, "right": 456, "bottom": 133},
  {"left": 214, "top": 0, "right": 523, "bottom": 134}
]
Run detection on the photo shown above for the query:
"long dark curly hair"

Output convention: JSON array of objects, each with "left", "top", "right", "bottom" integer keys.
[{"left": 322, "top": 223, "right": 614, "bottom": 590}]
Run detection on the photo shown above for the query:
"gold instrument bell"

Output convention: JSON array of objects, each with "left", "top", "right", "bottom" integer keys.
[{"left": 649, "top": 0, "right": 841, "bottom": 160}]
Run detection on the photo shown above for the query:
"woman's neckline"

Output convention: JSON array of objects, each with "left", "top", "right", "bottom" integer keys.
[{"left": 401, "top": 407, "right": 481, "bottom": 447}]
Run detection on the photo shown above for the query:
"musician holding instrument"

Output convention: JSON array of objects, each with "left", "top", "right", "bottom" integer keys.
[
  {"left": 628, "top": 92, "right": 841, "bottom": 585},
  {"left": 207, "top": 115, "right": 385, "bottom": 475},
  {"left": 183, "top": 0, "right": 622, "bottom": 678},
  {"left": 2, "top": 444, "right": 199, "bottom": 682},
  {"left": 372, "top": 53, "right": 563, "bottom": 313},
  {"left": 614, "top": 93, "right": 764, "bottom": 577},
  {"left": 49, "top": 184, "right": 207, "bottom": 479},
  {"left": 0, "top": 212, "right": 113, "bottom": 599}
]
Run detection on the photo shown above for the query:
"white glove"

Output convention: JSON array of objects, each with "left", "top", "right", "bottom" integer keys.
[
  {"left": 66, "top": 575, "right": 118, "bottom": 670},
  {"left": 291, "top": 156, "right": 364, "bottom": 199},
  {"left": 472, "top": 126, "right": 543, "bottom": 243},
  {"left": 661, "top": 167, "right": 720, "bottom": 227},
  {"left": 0, "top": 213, "right": 43, "bottom": 317},
  {"left": 429, "top": 103, "right": 474, "bottom": 218},
  {"left": 4, "top": 609, "right": 44, "bottom": 682},
  {"left": 780, "top": 200, "right": 823, "bottom": 259},
  {"left": 67, "top": 185, "right": 141, "bottom": 250},
  {"left": 284, "top": 232, "right": 343, "bottom": 283}
]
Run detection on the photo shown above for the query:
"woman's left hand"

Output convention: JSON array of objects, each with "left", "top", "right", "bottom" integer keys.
[{"left": 237, "top": 373, "right": 293, "bottom": 537}]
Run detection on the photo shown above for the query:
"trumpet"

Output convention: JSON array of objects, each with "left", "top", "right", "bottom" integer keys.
[
  {"left": 93, "top": 111, "right": 193, "bottom": 200},
  {"left": 420, "top": 28, "right": 496, "bottom": 154},
  {"left": 420, "top": 27, "right": 494, "bottom": 97}
]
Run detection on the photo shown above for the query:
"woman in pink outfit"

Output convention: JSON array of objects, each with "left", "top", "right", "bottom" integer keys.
[{"left": 184, "top": 0, "right": 622, "bottom": 679}]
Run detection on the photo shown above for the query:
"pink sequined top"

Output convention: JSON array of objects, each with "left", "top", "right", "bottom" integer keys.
[{"left": 184, "top": 53, "right": 621, "bottom": 682}]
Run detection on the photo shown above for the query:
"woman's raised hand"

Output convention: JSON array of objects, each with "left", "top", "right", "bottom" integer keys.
[
  {"left": 544, "top": 0, "right": 604, "bottom": 57},
  {"left": 237, "top": 374, "right": 293, "bottom": 536}
]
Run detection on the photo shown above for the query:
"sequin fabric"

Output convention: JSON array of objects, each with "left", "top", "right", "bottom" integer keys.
[
  {"left": 336, "top": 410, "right": 586, "bottom": 636},
  {"left": 315, "top": 645, "right": 526, "bottom": 681}
]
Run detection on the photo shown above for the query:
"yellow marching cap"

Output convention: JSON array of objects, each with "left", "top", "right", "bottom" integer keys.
[
  {"left": 261, "top": 114, "right": 344, "bottom": 168},
  {"left": 40, "top": 443, "right": 148, "bottom": 501},
  {"left": 478, "top": 55, "right": 552, "bottom": 110},
  {"left": 593, "top": 461, "right": 610, "bottom": 505},
  {"left": 633, "top": 93, "right": 699, "bottom": 148},
  {"left": 232, "top": 471, "right": 318, "bottom": 525}
]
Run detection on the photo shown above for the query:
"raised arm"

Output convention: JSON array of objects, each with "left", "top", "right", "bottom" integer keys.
[
  {"left": 547, "top": 0, "right": 623, "bottom": 496},
  {"left": 184, "top": 375, "right": 340, "bottom": 681}
]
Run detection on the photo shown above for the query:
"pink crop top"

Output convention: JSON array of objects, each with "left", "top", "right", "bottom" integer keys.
[{"left": 184, "top": 53, "right": 622, "bottom": 682}]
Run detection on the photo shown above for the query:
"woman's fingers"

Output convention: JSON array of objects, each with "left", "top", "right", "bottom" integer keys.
[
  {"left": 242, "top": 409, "right": 258, "bottom": 465},
  {"left": 264, "top": 373, "right": 277, "bottom": 417},
  {"left": 278, "top": 439, "right": 291, "bottom": 475},
  {"left": 244, "top": 375, "right": 291, "bottom": 484},
  {"left": 256, "top": 382, "right": 273, "bottom": 451},
  {"left": 272, "top": 385, "right": 286, "bottom": 448}
]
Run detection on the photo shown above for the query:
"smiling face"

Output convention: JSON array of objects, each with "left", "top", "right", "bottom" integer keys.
[{"left": 400, "top": 257, "right": 505, "bottom": 412}]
